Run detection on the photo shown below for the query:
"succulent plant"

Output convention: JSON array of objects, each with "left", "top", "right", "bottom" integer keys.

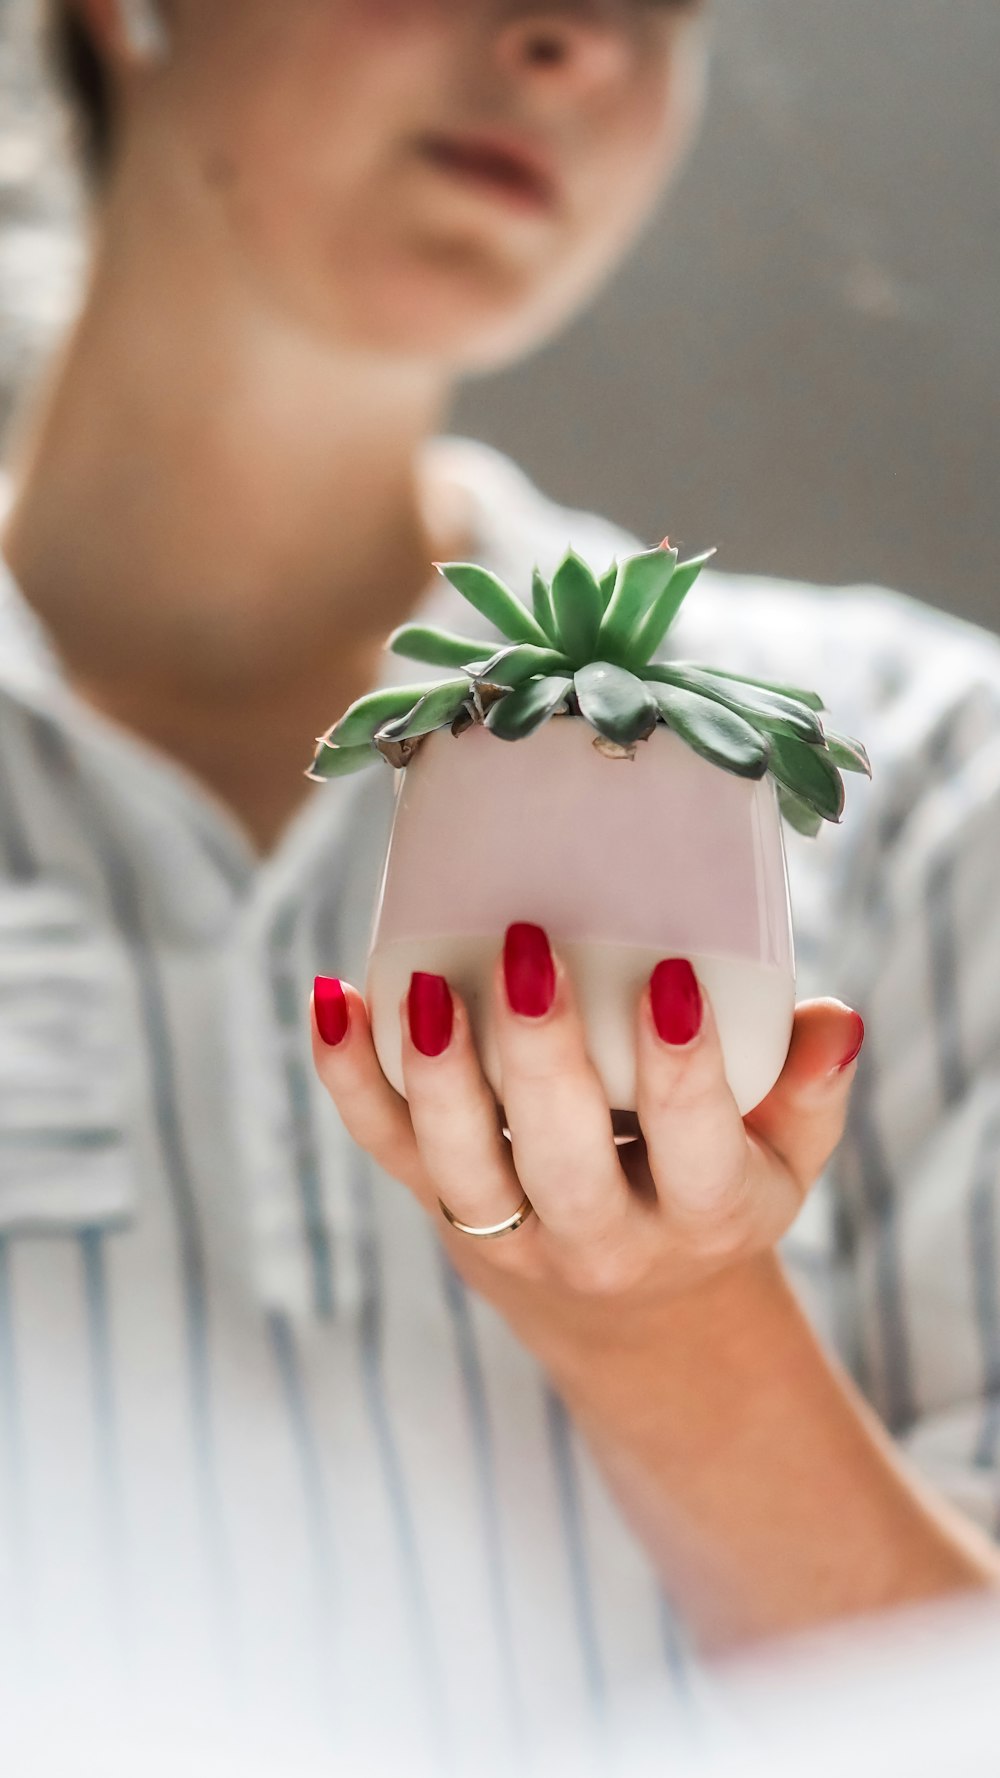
[{"left": 306, "top": 540, "right": 872, "bottom": 839}]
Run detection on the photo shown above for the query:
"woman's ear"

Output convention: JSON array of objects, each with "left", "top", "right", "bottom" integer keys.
[{"left": 75, "top": 0, "right": 171, "bottom": 69}]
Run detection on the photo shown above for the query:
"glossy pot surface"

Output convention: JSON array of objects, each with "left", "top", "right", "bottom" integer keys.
[{"left": 366, "top": 718, "right": 796, "bottom": 1116}]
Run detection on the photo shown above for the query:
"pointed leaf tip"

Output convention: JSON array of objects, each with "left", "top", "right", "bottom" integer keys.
[
  {"left": 598, "top": 544, "right": 680, "bottom": 666},
  {"left": 389, "top": 623, "right": 496, "bottom": 669},
  {"left": 531, "top": 564, "right": 559, "bottom": 645},
  {"left": 549, "top": 550, "right": 604, "bottom": 666},
  {"left": 434, "top": 561, "right": 551, "bottom": 649},
  {"left": 306, "top": 739, "right": 378, "bottom": 780},
  {"left": 627, "top": 546, "right": 716, "bottom": 666}
]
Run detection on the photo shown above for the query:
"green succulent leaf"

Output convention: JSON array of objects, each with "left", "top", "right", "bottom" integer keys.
[
  {"left": 677, "top": 661, "right": 827, "bottom": 714},
  {"left": 765, "top": 732, "right": 845, "bottom": 823},
  {"left": 598, "top": 559, "right": 619, "bottom": 610},
  {"left": 470, "top": 642, "right": 573, "bottom": 687},
  {"left": 531, "top": 567, "right": 558, "bottom": 645},
  {"left": 306, "top": 741, "right": 377, "bottom": 781},
  {"left": 629, "top": 549, "right": 716, "bottom": 665},
  {"left": 575, "top": 661, "right": 659, "bottom": 747},
  {"left": 776, "top": 784, "right": 825, "bottom": 839},
  {"left": 379, "top": 677, "right": 471, "bottom": 741},
  {"left": 597, "top": 545, "right": 679, "bottom": 663},
  {"left": 550, "top": 549, "right": 606, "bottom": 666},
  {"left": 484, "top": 676, "right": 573, "bottom": 741},
  {"left": 822, "top": 730, "right": 872, "bottom": 777},
  {"left": 326, "top": 682, "right": 446, "bottom": 747},
  {"left": 648, "top": 681, "right": 771, "bottom": 780},
  {"left": 435, "top": 562, "right": 551, "bottom": 649},
  {"left": 387, "top": 625, "right": 496, "bottom": 669},
  {"left": 644, "top": 663, "right": 825, "bottom": 745},
  {"left": 373, "top": 710, "right": 416, "bottom": 741}
]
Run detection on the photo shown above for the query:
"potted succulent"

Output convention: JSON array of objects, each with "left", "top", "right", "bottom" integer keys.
[{"left": 306, "top": 539, "right": 871, "bottom": 1123}]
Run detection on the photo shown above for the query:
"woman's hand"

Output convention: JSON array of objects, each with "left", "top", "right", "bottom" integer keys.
[
  {"left": 311, "top": 928, "right": 1000, "bottom": 1655},
  {"left": 309, "top": 923, "right": 865, "bottom": 1357}
]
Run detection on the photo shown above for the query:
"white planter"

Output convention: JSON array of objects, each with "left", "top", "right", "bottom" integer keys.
[{"left": 366, "top": 716, "right": 796, "bottom": 1119}]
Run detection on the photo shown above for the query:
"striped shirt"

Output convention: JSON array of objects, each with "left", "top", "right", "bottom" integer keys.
[{"left": 0, "top": 433, "right": 999, "bottom": 1772}]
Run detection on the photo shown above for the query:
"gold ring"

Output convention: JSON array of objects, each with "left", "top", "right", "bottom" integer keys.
[{"left": 438, "top": 1194, "right": 535, "bottom": 1240}]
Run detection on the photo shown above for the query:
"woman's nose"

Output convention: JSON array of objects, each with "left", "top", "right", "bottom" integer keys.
[{"left": 493, "top": 6, "right": 634, "bottom": 100}]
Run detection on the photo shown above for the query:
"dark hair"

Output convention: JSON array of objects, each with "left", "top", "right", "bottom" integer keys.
[{"left": 46, "top": 3, "right": 114, "bottom": 185}]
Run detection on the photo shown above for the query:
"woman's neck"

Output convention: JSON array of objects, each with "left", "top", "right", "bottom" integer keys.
[{"left": 0, "top": 205, "right": 474, "bottom": 854}]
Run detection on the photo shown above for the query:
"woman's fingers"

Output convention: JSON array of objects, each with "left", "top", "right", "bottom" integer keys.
[
  {"left": 491, "top": 925, "right": 645, "bottom": 1259},
  {"left": 637, "top": 971, "right": 861, "bottom": 1254},
  {"left": 636, "top": 961, "right": 798, "bottom": 1245},
  {"left": 312, "top": 962, "right": 858, "bottom": 1296},
  {"left": 310, "top": 978, "right": 434, "bottom": 1210},
  {"left": 400, "top": 974, "right": 530, "bottom": 1242},
  {"left": 742, "top": 997, "right": 864, "bottom": 1191},
  {"left": 311, "top": 973, "right": 539, "bottom": 1253}
]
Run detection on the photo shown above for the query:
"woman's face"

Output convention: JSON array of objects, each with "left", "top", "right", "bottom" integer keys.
[{"left": 127, "top": 0, "right": 708, "bottom": 371}]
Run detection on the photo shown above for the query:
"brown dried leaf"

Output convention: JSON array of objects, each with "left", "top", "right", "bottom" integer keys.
[
  {"left": 592, "top": 735, "right": 637, "bottom": 761},
  {"left": 472, "top": 681, "right": 509, "bottom": 722},
  {"left": 374, "top": 732, "right": 423, "bottom": 769}
]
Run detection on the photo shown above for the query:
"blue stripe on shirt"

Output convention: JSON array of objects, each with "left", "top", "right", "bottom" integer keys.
[
  {"left": 544, "top": 1386, "right": 608, "bottom": 1737},
  {"left": 437, "top": 1251, "right": 527, "bottom": 1764},
  {"left": 79, "top": 1224, "right": 131, "bottom": 1662},
  {"left": 269, "top": 897, "right": 336, "bottom": 1318},
  {"left": 0, "top": 1233, "right": 31, "bottom": 1663},
  {"left": 850, "top": 1037, "right": 916, "bottom": 1432},
  {"left": 26, "top": 716, "right": 241, "bottom": 1682},
  {"left": 267, "top": 1310, "right": 342, "bottom": 1729},
  {"left": 349, "top": 1146, "right": 454, "bottom": 1774}
]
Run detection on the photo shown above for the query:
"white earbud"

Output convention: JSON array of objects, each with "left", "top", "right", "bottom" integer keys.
[{"left": 117, "top": 0, "right": 171, "bottom": 64}]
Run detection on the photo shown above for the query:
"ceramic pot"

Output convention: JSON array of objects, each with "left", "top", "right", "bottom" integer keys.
[{"left": 366, "top": 716, "right": 796, "bottom": 1119}]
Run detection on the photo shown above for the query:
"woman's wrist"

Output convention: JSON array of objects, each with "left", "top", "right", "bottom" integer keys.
[{"left": 523, "top": 1248, "right": 791, "bottom": 1419}]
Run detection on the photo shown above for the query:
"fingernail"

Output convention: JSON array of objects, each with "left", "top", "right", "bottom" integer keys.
[
  {"left": 314, "top": 976, "right": 349, "bottom": 1047},
  {"left": 650, "top": 959, "right": 703, "bottom": 1046},
  {"left": 504, "top": 923, "right": 556, "bottom": 1018},
  {"left": 408, "top": 972, "right": 454, "bottom": 1057},
  {"left": 830, "top": 1012, "right": 865, "bottom": 1075}
]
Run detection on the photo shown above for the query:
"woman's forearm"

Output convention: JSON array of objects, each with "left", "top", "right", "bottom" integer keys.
[{"left": 535, "top": 1252, "right": 1000, "bottom": 1654}]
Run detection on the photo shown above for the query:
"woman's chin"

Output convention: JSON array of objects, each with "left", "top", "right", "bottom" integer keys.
[
  {"left": 323, "top": 279, "right": 578, "bottom": 374},
  {"left": 261, "top": 224, "right": 576, "bottom": 369},
  {"left": 237, "top": 212, "right": 593, "bottom": 371}
]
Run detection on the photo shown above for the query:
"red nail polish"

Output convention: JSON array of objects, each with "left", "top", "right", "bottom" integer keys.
[
  {"left": 408, "top": 973, "right": 454, "bottom": 1057},
  {"left": 836, "top": 1013, "right": 866, "bottom": 1070},
  {"left": 650, "top": 959, "right": 703, "bottom": 1045},
  {"left": 314, "top": 976, "right": 349, "bottom": 1047},
  {"left": 504, "top": 923, "right": 556, "bottom": 1018}
]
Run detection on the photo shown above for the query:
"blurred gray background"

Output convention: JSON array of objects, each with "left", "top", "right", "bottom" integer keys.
[{"left": 2, "top": 0, "right": 998, "bottom": 628}]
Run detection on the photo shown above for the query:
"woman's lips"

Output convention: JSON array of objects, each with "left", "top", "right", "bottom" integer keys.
[{"left": 416, "top": 131, "right": 560, "bottom": 216}]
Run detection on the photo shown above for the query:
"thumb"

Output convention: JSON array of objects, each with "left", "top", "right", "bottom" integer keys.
[{"left": 743, "top": 997, "right": 865, "bottom": 1193}]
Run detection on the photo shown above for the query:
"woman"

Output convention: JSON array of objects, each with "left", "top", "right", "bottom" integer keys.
[{"left": 1, "top": 0, "right": 1000, "bottom": 1769}]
